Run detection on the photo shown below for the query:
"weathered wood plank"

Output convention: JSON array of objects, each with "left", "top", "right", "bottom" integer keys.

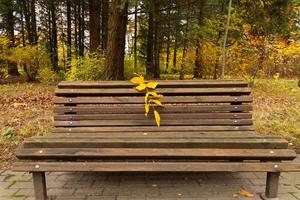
[
  {"left": 23, "top": 138, "right": 288, "bottom": 149},
  {"left": 54, "top": 105, "right": 253, "bottom": 114},
  {"left": 13, "top": 162, "right": 300, "bottom": 172},
  {"left": 53, "top": 126, "right": 255, "bottom": 133},
  {"left": 32, "top": 172, "right": 47, "bottom": 200},
  {"left": 58, "top": 80, "right": 249, "bottom": 89},
  {"left": 50, "top": 131, "right": 277, "bottom": 139},
  {"left": 54, "top": 96, "right": 253, "bottom": 104},
  {"left": 54, "top": 119, "right": 253, "bottom": 127},
  {"left": 16, "top": 148, "right": 296, "bottom": 160},
  {"left": 55, "top": 87, "right": 251, "bottom": 96},
  {"left": 54, "top": 113, "right": 253, "bottom": 121}
]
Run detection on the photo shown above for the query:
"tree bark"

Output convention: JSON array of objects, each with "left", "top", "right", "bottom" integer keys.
[
  {"left": 66, "top": 0, "right": 72, "bottom": 69},
  {"left": 89, "top": 0, "right": 101, "bottom": 53},
  {"left": 194, "top": 0, "right": 206, "bottom": 79},
  {"left": 180, "top": 0, "right": 191, "bottom": 80},
  {"left": 146, "top": 4, "right": 154, "bottom": 78},
  {"left": 104, "top": 0, "right": 128, "bottom": 80},
  {"left": 101, "top": 0, "right": 109, "bottom": 51},
  {"left": 5, "top": 0, "right": 20, "bottom": 76},
  {"left": 134, "top": 1, "right": 138, "bottom": 71},
  {"left": 153, "top": 0, "right": 160, "bottom": 79},
  {"left": 49, "top": 0, "right": 58, "bottom": 71}
]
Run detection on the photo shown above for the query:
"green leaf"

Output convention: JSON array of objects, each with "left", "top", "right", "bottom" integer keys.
[{"left": 2, "top": 128, "right": 14, "bottom": 138}]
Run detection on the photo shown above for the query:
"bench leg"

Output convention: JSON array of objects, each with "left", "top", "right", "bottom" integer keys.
[
  {"left": 32, "top": 172, "right": 47, "bottom": 200},
  {"left": 261, "top": 172, "right": 280, "bottom": 200}
]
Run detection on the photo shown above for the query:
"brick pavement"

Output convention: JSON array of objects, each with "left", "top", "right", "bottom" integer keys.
[{"left": 0, "top": 157, "right": 299, "bottom": 200}]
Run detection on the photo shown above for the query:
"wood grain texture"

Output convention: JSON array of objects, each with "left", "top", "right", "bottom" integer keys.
[
  {"left": 58, "top": 80, "right": 249, "bottom": 89},
  {"left": 13, "top": 162, "right": 300, "bottom": 172},
  {"left": 17, "top": 148, "right": 296, "bottom": 160},
  {"left": 23, "top": 137, "right": 288, "bottom": 149}
]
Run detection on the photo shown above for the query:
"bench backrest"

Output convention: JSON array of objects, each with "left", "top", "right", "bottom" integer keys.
[{"left": 53, "top": 80, "right": 253, "bottom": 133}]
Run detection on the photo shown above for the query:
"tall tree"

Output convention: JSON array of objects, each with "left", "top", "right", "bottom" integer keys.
[
  {"left": 194, "top": 0, "right": 206, "bottom": 79},
  {"left": 2, "top": 0, "right": 20, "bottom": 76},
  {"left": 101, "top": 0, "right": 109, "bottom": 51},
  {"left": 66, "top": 0, "right": 72, "bottom": 69},
  {"left": 48, "top": 0, "right": 58, "bottom": 71},
  {"left": 104, "top": 0, "right": 129, "bottom": 80},
  {"left": 146, "top": 1, "right": 154, "bottom": 78},
  {"left": 133, "top": 1, "right": 138, "bottom": 71},
  {"left": 89, "top": 0, "right": 101, "bottom": 53}
]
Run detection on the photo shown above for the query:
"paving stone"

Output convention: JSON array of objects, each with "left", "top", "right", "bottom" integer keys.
[
  {"left": 87, "top": 196, "right": 115, "bottom": 200},
  {"left": 48, "top": 188, "right": 75, "bottom": 196},
  {"left": 9, "top": 181, "right": 33, "bottom": 189},
  {"left": 1, "top": 168, "right": 300, "bottom": 200},
  {"left": 76, "top": 188, "right": 104, "bottom": 196},
  {"left": 0, "top": 188, "right": 19, "bottom": 197}
]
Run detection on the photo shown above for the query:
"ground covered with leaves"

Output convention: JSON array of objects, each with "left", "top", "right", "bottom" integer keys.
[
  {"left": 0, "top": 79, "right": 299, "bottom": 170},
  {"left": 0, "top": 83, "right": 55, "bottom": 169}
]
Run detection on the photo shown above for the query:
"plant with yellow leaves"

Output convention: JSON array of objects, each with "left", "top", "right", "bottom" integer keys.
[{"left": 130, "top": 75, "right": 163, "bottom": 127}]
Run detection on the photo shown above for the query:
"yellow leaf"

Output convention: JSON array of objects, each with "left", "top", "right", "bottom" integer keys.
[
  {"left": 150, "top": 99, "right": 163, "bottom": 106},
  {"left": 238, "top": 189, "right": 254, "bottom": 198},
  {"left": 147, "top": 82, "right": 159, "bottom": 89},
  {"left": 136, "top": 83, "right": 147, "bottom": 91},
  {"left": 130, "top": 76, "right": 144, "bottom": 84},
  {"left": 145, "top": 92, "right": 162, "bottom": 103},
  {"left": 145, "top": 103, "right": 150, "bottom": 116},
  {"left": 154, "top": 110, "right": 160, "bottom": 127}
]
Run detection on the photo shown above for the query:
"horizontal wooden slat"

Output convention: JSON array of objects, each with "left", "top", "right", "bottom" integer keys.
[
  {"left": 13, "top": 162, "right": 300, "bottom": 172},
  {"left": 53, "top": 126, "right": 255, "bottom": 133},
  {"left": 54, "top": 119, "right": 253, "bottom": 127},
  {"left": 16, "top": 148, "right": 296, "bottom": 160},
  {"left": 58, "top": 80, "right": 249, "bottom": 89},
  {"left": 23, "top": 138, "right": 288, "bottom": 149},
  {"left": 54, "top": 113, "right": 253, "bottom": 121},
  {"left": 50, "top": 131, "right": 277, "bottom": 139},
  {"left": 54, "top": 96, "right": 253, "bottom": 104},
  {"left": 54, "top": 105, "right": 252, "bottom": 114},
  {"left": 55, "top": 88, "right": 251, "bottom": 96}
]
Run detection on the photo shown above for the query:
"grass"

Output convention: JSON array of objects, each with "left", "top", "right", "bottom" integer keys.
[
  {"left": 0, "top": 79, "right": 299, "bottom": 170},
  {"left": 252, "top": 79, "right": 300, "bottom": 151}
]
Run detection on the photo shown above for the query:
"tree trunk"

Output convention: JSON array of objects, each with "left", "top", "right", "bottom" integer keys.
[
  {"left": 221, "top": 0, "right": 233, "bottom": 79},
  {"left": 49, "top": 0, "right": 58, "bottom": 71},
  {"left": 30, "top": 0, "right": 38, "bottom": 45},
  {"left": 134, "top": 1, "right": 138, "bottom": 72},
  {"left": 104, "top": 0, "right": 128, "bottom": 80},
  {"left": 89, "top": 0, "right": 101, "bottom": 53},
  {"left": 153, "top": 0, "right": 160, "bottom": 79},
  {"left": 180, "top": 0, "right": 191, "bottom": 80},
  {"left": 5, "top": 0, "right": 20, "bottom": 76},
  {"left": 166, "top": 9, "right": 171, "bottom": 71},
  {"left": 194, "top": 0, "right": 206, "bottom": 79},
  {"left": 101, "top": 0, "right": 109, "bottom": 51},
  {"left": 66, "top": 0, "right": 72, "bottom": 69},
  {"left": 74, "top": 1, "right": 78, "bottom": 57},
  {"left": 146, "top": 5, "right": 154, "bottom": 78},
  {"left": 78, "top": 1, "right": 85, "bottom": 57}
]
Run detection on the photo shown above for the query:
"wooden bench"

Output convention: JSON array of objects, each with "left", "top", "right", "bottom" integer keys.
[{"left": 13, "top": 80, "right": 300, "bottom": 200}]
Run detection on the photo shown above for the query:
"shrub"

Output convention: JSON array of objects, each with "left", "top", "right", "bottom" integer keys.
[
  {"left": 66, "top": 54, "right": 105, "bottom": 81},
  {"left": 9, "top": 46, "right": 51, "bottom": 81}
]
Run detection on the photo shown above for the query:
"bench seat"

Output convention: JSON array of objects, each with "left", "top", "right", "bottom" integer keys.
[{"left": 13, "top": 80, "right": 300, "bottom": 200}]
